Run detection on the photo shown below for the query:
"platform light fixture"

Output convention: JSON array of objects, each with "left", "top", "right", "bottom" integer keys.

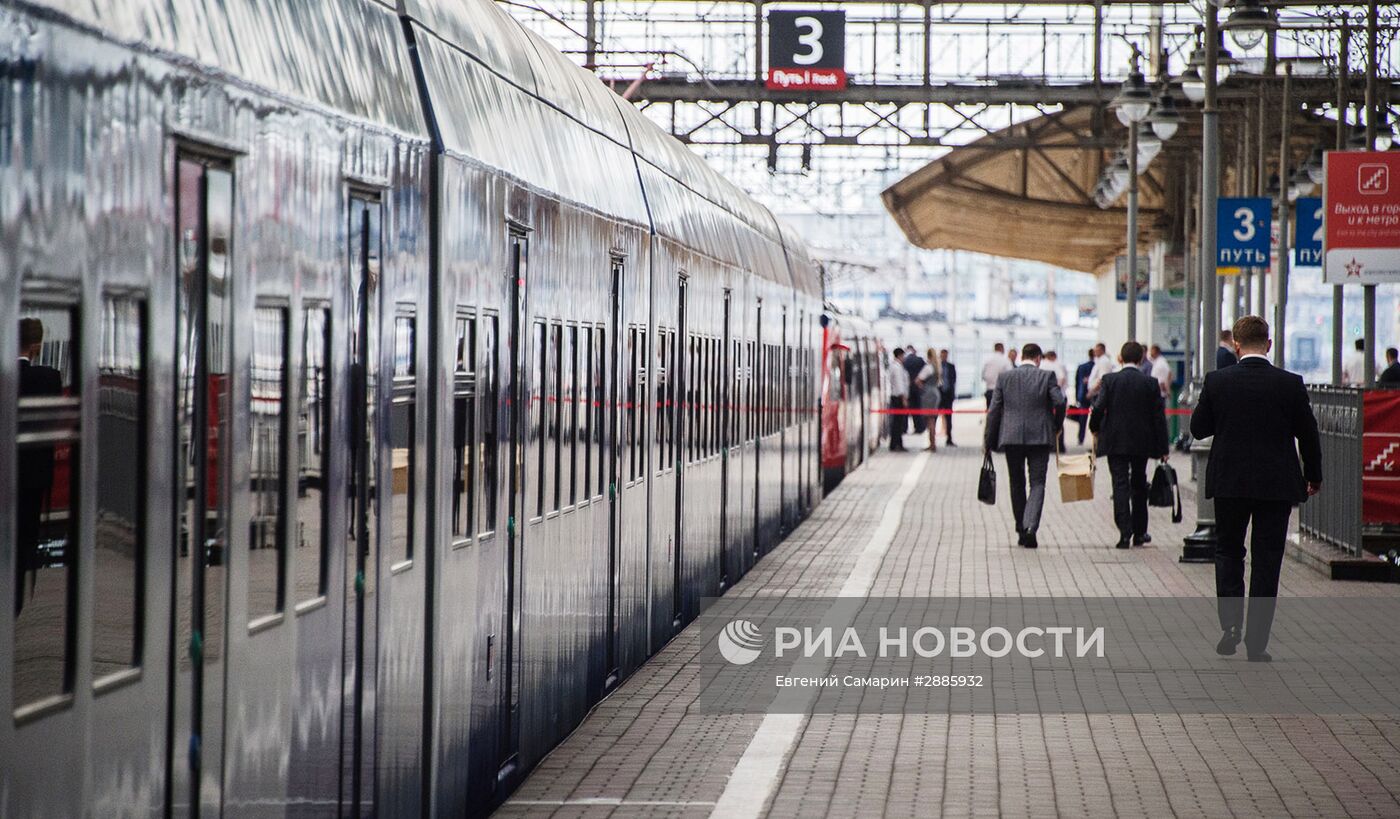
[
  {"left": 1374, "top": 112, "right": 1394, "bottom": 151},
  {"left": 1187, "top": 36, "right": 1237, "bottom": 88},
  {"left": 1149, "top": 92, "right": 1182, "bottom": 141},
  {"left": 1110, "top": 52, "right": 1154, "bottom": 126},
  {"left": 1136, "top": 122, "right": 1163, "bottom": 165},
  {"left": 1305, "top": 146, "right": 1326, "bottom": 184},
  {"left": 1180, "top": 65, "right": 1206, "bottom": 104},
  {"left": 1221, "top": 0, "right": 1278, "bottom": 52}
]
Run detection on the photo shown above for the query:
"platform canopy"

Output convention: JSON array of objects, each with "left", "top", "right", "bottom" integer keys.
[{"left": 881, "top": 105, "right": 1174, "bottom": 275}]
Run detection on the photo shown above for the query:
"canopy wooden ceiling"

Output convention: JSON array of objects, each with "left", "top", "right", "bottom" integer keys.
[{"left": 882, "top": 105, "right": 1177, "bottom": 275}]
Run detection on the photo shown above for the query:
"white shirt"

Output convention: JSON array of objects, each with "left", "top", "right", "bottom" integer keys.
[
  {"left": 980, "top": 352, "right": 1012, "bottom": 392},
  {"left": 1240, "top": 353, "right": 1270, "bottom": 363},
  {"left": 1087, "top": 354, "right": 1117, "bottom": 394},
  {"left": 889, "top": 360, "right": 910, "bottom": 398},
  {"left": 1149, "top": 355, "right": 1172, "bottom": 397},
  {"left": 1343, "top": 350, "right": 1370, "bottom": 385},
  {"left": 1040, "top": 358, "right": 1068, "bottom": 389}
]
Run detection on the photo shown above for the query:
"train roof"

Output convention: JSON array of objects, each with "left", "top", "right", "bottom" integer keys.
[
  {"left": 17, "top": 0, "right": 819, "bottom": 295},
  {"left": 13, "top": 0, "right": 428, "bottom": 137},
  {"left": 403, "top": 0, "right": 817, "bottom": 294}
]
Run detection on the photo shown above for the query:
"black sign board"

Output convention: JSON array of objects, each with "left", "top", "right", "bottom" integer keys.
[{"left": 766, "top": 10, "right": 846, "bottom": 91}]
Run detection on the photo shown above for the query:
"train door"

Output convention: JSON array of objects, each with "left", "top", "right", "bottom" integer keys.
[
  {"left": 718, "top": 289, "right": 731, "bottom": 592},
  {"left": 170, "top": 153, "right": 234, "bottom": 817},
  {"left": 342, "top": 191, "right": 382, "bottom": 814},
  {"left": 603, "top": 258, "right": 622, "bottom": 693},
  {"left": 779, "top": 307, "right": 788, "bottom": 533},
  {"left": 751, "top": 300, "right": 762, "bottom": 560},
  {"left": 497, "top": 230, "right": 529, "bottom": 785},
  {"left": 670, "top": 277, "right": 686, "bottom": 629}
]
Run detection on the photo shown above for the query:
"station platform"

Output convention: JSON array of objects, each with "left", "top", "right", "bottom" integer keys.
[{"left": 500, "top": 414, "right": 1400, "bottom": 818}]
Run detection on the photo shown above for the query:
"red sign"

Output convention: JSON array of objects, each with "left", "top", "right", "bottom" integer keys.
[
  {"left": 1322, "top": 150, "right": 1400, "bottom": 284},
  {"left": 1363, "top": 390, "right": 1400, "bottom": 525},
  {"left": 766, "top": 67, "right": 846, "bottom": 91}
]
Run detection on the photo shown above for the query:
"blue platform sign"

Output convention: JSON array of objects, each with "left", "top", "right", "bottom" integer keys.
[
  {"left": 1216, "top": 197, "right": 1271, "bottom": 273},
  {"left": 1294, "top": 196, "right": 1323, "bottom": 267}
]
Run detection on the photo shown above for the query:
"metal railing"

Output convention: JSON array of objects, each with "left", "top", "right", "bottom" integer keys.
[{"left": 1300, "top": 385, "right": 1364, "bottom": 556}]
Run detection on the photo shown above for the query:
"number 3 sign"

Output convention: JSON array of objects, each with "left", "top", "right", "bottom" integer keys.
[
  {"left": 1215, "top": 197, "right": 1272, "bottom": 274},
  {"left": 766, "top": 11, "right": 847, "bottom": 91}
]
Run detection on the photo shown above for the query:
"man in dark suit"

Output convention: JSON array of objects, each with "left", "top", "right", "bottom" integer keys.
[
  {"left": 903, "top": 345, "right": 927, "bottom": 434},
  {"left": 938, "top": 349, "right": 957, "bottom": 446},
  {"left": 16, "top": 318, "right": 62, "bottom": 615},
  {"left": 1379, "top": 347, "right": 1400, "bottom": 385},
  {"left": 1089, "top": 342, "right": 1169, "bottom": 549},
  {"left": 1074, "top": 348, "right": 1095, "bottom": 445},
  {"left": 985, "top": 343, "right": 1066, "bottom": 549},
  {"left": 1215, "top": 329, "right": 1237, "bottom": 370},
  {"left": 1190, "top": 315, "right": 1322, "bottom": 662}
]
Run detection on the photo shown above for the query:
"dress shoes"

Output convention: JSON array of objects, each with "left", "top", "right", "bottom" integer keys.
[
  {"left": 1247, "top": 651, "right": 1272, "bottom": 663},
  {"left": 1023, "top": 532, "right": 1038, "bottom": 549},
  {"left": 1133, "top": 533, "right": 1152, "bottom": 546},
  {"left": 1115, "top": 536, "right": 1131, "bottom": 549},
  {"left": 1216, "top": 627, "right": 1242, "bottom": 656}
]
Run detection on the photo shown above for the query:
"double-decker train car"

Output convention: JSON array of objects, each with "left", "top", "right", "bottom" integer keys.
[
  {"left": 820, "top": 311, "right": 888, "bottom": 491},
  {"left": 0, "top": 0, "right": 854, "bottom": 814}
]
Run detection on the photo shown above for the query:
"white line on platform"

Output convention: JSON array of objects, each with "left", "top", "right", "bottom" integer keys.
[
  {"left": 513, "top": 798, "right": 718, "bottom": 806},
  {"left": 709, "top": 452, "right": 932, "bottom": 819}
]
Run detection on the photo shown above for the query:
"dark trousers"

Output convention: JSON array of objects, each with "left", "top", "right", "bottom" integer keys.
[
  {"left": 1074, "top": 409, "right": 1088, "bottom": 444},
  {"left": 908, "top": 389, "right": 926, "bottom": 433},
  {"left": 1214, "top": 496, "right": 1293, "bottom": 654},
  {"left": 984, "top": 390, "right": 993, "bottom": 408},
  {"left": 939, "top": 396, "right": 955, "bottom": 442},
  {"left": 1107, "top": 454, "right": 1149, "bottom": 540},
  {"left": 1003, "top": 445, "right": 1051, "bottom": 534},
  {"left": 889, "top": 396, "right": 908, "bottom": 449}
]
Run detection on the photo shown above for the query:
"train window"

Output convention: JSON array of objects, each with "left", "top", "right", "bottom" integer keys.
[
  {"left": 452, "top": 312, "right": 477, "bottom": 542},
  {"left": 712, "top": 338, "right": 721, "bottom": 455},
  {"left": 480, "top": 314, "right": 499, "bottom": 536},
  {"left": 14, "top": 302, "right": 80, "bottom": 711},
  {"left": 578, "top": 326, "right": 591, "bottom": 501},
  {"left": 93, "top": 296, "right": 145, "bottom": 679},
  {"left": 684, "top": 334, "right": 695, "bottom": 464},
  {"left": 533, "top": 320, "right": 547, "bottom": 517},
  {"left": 593, "top": 326, "right": 605, "bottom": 498},
  {"left": 296, "top": 306, "right": 330, "bottom": 603},
  {"left": 249, "top": 305, "right": 289, "bottom": 621},
  {"left": 565, "top": 324, "right": 577, "bottom": 507},
  {"left": 654, "top": 330, "right": 667, "bottom": 471},
  {"left": 626, "top": 326, "right": 637, "bottom": 483},
  {"left": 550, "top": 322, "right": 563, "bottom": 513},
  {"left": 390, "top": 313, "right": 416, "bottom": 566}
]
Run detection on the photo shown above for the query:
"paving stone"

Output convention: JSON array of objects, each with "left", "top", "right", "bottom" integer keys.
[{"left": 503, "top": 414, "right": 1400, "bottom": 817}]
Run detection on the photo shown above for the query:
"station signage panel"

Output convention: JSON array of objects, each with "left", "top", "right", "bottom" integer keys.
[
  {"left": 1294, "top": 196, "right": 1322, "bottom": 267},
  {"left": 1215, "top": 197, "right": 1271, "bottom": 274},
  {"left": 766, "top": 10, "right": 846, "bottom": 91},
  {"left": 1323, "top": 151, "right": 1400, "bottom": 284}
]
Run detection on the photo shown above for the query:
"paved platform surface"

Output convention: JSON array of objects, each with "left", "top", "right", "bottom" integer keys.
[{"left": 500, "top": 415, "right": 1400, "bottom": 818}]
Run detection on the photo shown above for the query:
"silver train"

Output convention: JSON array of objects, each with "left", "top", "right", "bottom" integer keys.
[{"left": 0, "top": 0, "right": 851, "bottom": 814}]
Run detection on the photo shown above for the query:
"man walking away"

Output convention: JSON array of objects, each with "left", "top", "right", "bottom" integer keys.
[
  {"left": 888, "top": 348, "right": 910, "bottom": 451},
  {"left": 981, "top": 342, "right": 1012, "bottom": 408},
  {"left": 1090, "top": 342, "right": 1169, "bottom": 549},
  {"left": 903, "top": 345, "right": 927, "bottom": 434},
  {"left": 1343, "top": 337, "right": 1371, "bottom": 386},
  {"left": 1074, "top": 348, "right": 1095, "bottom": 445},
  {"left": 985, "top": 343, "right": 1066, "bottom": 549},
  {"left": 1380, "top": 347, "right": 1400, "bottom": 385},
  {"left": 1147, "top": 344, "right": 1172, "bottom": 398},
  {"left": 1190, "top": 316, "right": 1321, "bottom": 662},
  {"left": 1216, "top": 330, "right": 1237, "bottom": 370},
  {"left": 938, "top": 349, "right": 957, "bottom": 446}
]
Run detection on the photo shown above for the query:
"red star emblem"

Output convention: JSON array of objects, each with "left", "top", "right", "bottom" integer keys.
[{"left": 1345, "top": 258, "right": 1364, "bottom": 277}]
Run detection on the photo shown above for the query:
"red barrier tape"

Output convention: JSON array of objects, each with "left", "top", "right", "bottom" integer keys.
[{"left": 873, "top": 407, "right": 1193, "bottom": 416}]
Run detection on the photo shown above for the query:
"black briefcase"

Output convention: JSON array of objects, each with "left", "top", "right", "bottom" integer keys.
[
  {"left": 977, "top": 452, "right": 997, "bottom": 505},
  {"left": 1149, "top": 461, "right": 1182, "bottom": 522}
]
